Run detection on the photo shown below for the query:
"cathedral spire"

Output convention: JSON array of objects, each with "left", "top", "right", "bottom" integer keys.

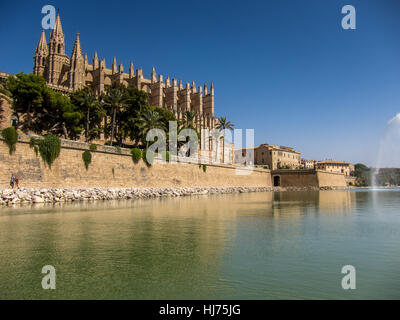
[
  {"left": 49, "top": 13, "right": 65, "bottom": 54},
  {"left": 35, "top": 30, "right": 48, "bottom": 53},
  {"left": 33, "top": 30, "right": 48, "bottom": 76},
  {"left": 151, "top": 66, "right": 157, "bottom": 83},
  {"left": 50, "top": 13, "right": 64, "bottom": 40},
  {"left": 71, "top": 32, "right": 83, "bottom": 60},
  {"left": 93, "top": 51, "right": 99, "bottom": 69},
  {"left": 129, "top": 61, "right": 134, "bottom": 78},
  {"left": 69, "top": 32, "right": 84, "bottom": 90},
  {"left": 112, "top": 56, "right": 117, "bottom": 74}
]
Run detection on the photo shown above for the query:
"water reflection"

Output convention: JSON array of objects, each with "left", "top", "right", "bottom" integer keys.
[{"left": 0, "top": 190, "right": 399, "bottom": 299}]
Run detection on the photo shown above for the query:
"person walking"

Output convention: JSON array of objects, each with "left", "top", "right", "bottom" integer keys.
[
  {"left": 14, "top": 175, "right": 19, "bottom": 189},
  {"left": 10, "top": 173, "right": 15, "bottom": 190}
]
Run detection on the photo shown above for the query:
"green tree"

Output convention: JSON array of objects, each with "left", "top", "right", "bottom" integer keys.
[
  {"left": 353, "top": 163, "right": 371, "bottom": 186},
  {"left": 103, "top": 86, "right": 128, "bottom": 146},
  {"left": 180, "top": 111, "right": 196, "bottom": 129},
  {"left": 0, "top": 80, "right": 12, "bottom": 104},
  {"left": 33, "top": 88, "right": 82, "bottom": 139},
  {"left": 116, "top": 86, "right": 150, "bottom": 145},
  {"left": 215, "top": 116, "right": 234, "bottom": 163},
  {"left": 70, "top": 87, "right": 103, "bottom": 142},
  {"left": 136, "top": 109, "right": 166, "bottom": 148},
  {"left": 7, "top": 73, "right": 47, "bottom": 131}
]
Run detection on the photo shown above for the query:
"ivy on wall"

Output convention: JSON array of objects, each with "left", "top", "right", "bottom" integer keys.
[
  {"left": 1, "top": 126, "right": 18, "bottom": 155},
  {"left": 82, "top": 150, "right": 92, "bottom": 170},
  {"left": 37, "top": 134, "right": 61, "bottom": 168}
]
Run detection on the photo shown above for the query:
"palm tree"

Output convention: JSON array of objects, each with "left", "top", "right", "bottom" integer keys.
[
  {"left": 103, "top": 88, "right": 127, "bottom": 146},
  {"left": 136, "top": 109, "right": 166, "bottom": 148},
  {"left": 216, "top": 116, "right": 234, "bottom": 163},
  {"left": 75, "top": 88, "right": 99, "bottom": 142},
  {"left": 180, "top": 111, "right": 196, "bottom": 129}
]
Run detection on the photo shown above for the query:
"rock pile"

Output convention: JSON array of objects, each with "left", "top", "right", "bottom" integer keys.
[
  {"left": 0, "top": 186, "right": 273, "bottom": 206},
  {"left": 0, "top": 185, "right": 345, "bottom": 206}
]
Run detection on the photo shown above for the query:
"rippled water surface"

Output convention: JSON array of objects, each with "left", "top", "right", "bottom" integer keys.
[{"left": 0, "top": 189, "right": 399, "bottom": 299}]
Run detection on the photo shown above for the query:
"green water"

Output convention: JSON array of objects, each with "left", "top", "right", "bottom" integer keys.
[{"left": 0, "top": 189, "right": 399, "bottom": 299}]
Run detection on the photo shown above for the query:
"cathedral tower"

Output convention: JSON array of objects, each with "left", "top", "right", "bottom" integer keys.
[
  {"left": 69, "top": 33, "right": 85, "bottom": 90},
  {"left": 47, "top": 13, "right": 69, "bottom": 85},
  {"left": 33, "top": 30, "right": 48, "bottom": 76}
]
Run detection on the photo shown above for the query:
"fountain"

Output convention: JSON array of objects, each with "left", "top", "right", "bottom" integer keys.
[{"left": 373, "top": 113, "right": 400, "bottom": 187}]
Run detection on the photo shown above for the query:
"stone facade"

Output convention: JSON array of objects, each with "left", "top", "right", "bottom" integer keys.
[
  {"left": 301, "top": 159, "right": 316, "bottom": 169},
  {"left": 271, "top": 169, "right": 347, "bottom": 188},
  {"left": 33, "top": 13, "right": 216, "bottom": 131},
  {"left": 235, "top": 143, "right": 301, "bottom": 169},
  {"left": 316, "top": 160, "right": 354, "bottom": 176}
]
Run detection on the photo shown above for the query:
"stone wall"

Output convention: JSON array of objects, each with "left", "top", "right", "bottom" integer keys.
[
  {"left": 0, "top": 99, "right": 12, "bottom": 130},
  {"left": 0, "top": 138, "right": 272, "bottom": 189},
  {"left": 317, "top": 170, "right": 347, "bottom": 188},
  {"left": 271, "top": 169, "right": 347, "bottom": 188},
  {"left": 271, "top": 170, "right": 319, "bottom": 188}
]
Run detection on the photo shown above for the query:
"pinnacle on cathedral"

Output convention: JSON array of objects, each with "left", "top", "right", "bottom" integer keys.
[
  {"left": 71, "top": 33, "right": 83, "bottom": 60},
  {"left": 35, "top": 30, "right": 48, "bottom": 54},
  {"left": 51, "top": 13, "right": 64, "bottom": 37},
  {"left": 112, "top": 56, "right": 117, "bottom": 74},
  {"left": 129, "top": 61, "right": 134, "bottom": 78},
  {"left": 49, "top": 13, "right": 65, "bottom": 55}
]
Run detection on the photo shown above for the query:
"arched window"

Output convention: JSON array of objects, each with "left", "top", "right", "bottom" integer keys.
[{"left": 58, "top": 44, "right": 61, "bottom": 54}]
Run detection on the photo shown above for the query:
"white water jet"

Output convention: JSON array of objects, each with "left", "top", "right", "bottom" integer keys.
[{"left": 373, "top": 113, "right": 400, "bottom": 187}]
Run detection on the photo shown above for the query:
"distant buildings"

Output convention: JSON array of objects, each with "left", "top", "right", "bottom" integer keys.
[
  {"left": 234, "top": 143, "right": 301, "bottom": 169},
  {"left": 234, "top": 142, "right": 356, "bottom": 177},
  {"left": 315, "top": 160, "right": 354, "bottom": 176},
  {"left": 301, "top": 159, "right": 316, "bottom": 170}
]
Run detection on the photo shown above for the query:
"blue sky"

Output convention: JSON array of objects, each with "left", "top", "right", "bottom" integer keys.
[{"left": 1, "top": 0, "right": 399, "bottom": 166}]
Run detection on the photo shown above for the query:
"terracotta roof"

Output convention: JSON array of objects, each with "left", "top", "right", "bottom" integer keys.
[{"left": 317, "top": 160, "right": 350, "bottom": 165}]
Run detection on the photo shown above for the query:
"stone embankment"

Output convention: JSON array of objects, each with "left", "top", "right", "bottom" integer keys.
[{"left": 0, "top": 186, "right": 345, "bottom": 206}]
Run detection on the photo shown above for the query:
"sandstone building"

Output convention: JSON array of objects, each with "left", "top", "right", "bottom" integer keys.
[
  {"left": 301, "top": 159, "right": 316, "bottom": 169},
  {"left": 235, "top": 143, "right": 301, "bottom": 169},
  {"left": 33, "top": 13, "right": 217, "bottom": 131},
  {"left": 315, "top": 160, "right": 354, "bottom": 176}
]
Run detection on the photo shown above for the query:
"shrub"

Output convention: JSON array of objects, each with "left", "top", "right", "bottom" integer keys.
[
  {"left": 202, "top": 164, "right": 207, "bottom": 173},
  {"left": 38, "top": 134, "right": 61, "bottom": 168},
  {"left": 89, "top": 144, "right": 97, "bottom": 151},
  {"left": 143, "top": 149, "right": 154, "bottom": 167},
  {"left": 29, "top": 137, "right": 41, "bottom": 157},
  {"left": 82, "top": 150, "right": 92, "bottom": 170},
  {"left": 1, "top": 126, "right": 18, "bottom": 155},
  {"left": 130, "top": 148, "right": 142, "bottom": 163}
]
